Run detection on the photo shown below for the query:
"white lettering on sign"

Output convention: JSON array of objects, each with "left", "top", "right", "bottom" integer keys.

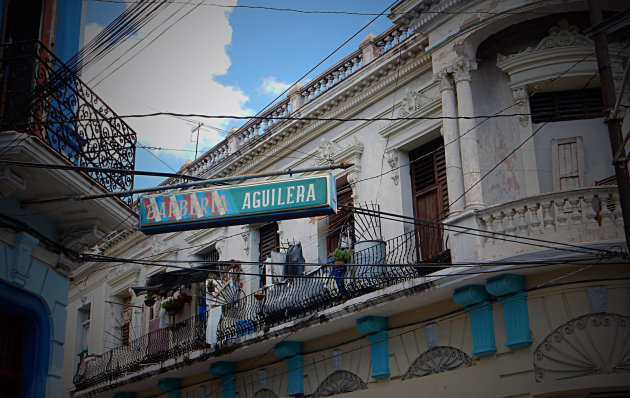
[{"left": 242, "top": 184, "right": 317, "bottom": 210}]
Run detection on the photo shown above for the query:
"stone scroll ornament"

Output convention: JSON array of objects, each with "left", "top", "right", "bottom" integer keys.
[
  {"left": 402, "top": 346, "right": 473, "bottom": 380},
  {"left": 533, "top": 313, "right": 630, "bottom": 382},
  {"left": 312, "top": 370, "right": 367, "bottom": 397}
]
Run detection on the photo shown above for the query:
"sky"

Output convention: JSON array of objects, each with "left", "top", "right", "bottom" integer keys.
[{"left": 82, "top": 0, "right": 395, "bottom": 189}]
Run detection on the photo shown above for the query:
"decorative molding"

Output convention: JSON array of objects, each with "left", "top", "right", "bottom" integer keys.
[
  {"left": 60, "top": 222, "right": 106, "bottom": 254},
  {"left": 314, "top": 136, "right": 364, "bottom": 202},
  {"left": 534, "top": 19, "right": 590, "bottom": 52},
  {"left": 107, "top": 264, "right": 141, "bottom": 296},
  {"left": 230, "top": 50, "right": 430, "bottom": 176},
  {"left": 241, "top": 226, "right": 250, "bottom": 255},
  {"left": 312, "top": 370, "right": 367, "bottom": 398},
  {"left": 0, "top": 167, "right": 26, "bottom": 198},
  {"left": 386, "top": 150, "right": 399, "bottom": 185},
  {"left": 511, "top": 86, "right": 530, "bottom": 127},
  {"left": 397, "top": 88, "right": 439, "bottom": 117},
  {"left": 451, "top": 56, "right": 476, "bottom": 83},
  {"left": 402, "top": 346, "right": 473, "bottom": 380},
  {"left": 534, "top": 313, "right": 630, "bottom": 382},
  {"left": 434, "top": 69, "right": 453, "bottom": 92},
  {"left": 149, "top": 236, "right": 168, "bottom": 257},
  {"left": 496, "top": 19, "right": 630, "bottom": 89}
]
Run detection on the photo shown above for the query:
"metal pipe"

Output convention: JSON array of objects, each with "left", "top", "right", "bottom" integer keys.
[{"left": 74, "top": 162, "right": 353, "bottom": 201}]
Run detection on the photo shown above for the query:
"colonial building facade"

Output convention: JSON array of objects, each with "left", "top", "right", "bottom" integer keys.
[
  {"left": 0, "top": 1, "right": 137, "bottom": 397},
  {"left": 65, "top": 1, "right": 629, "bottom": 397}
]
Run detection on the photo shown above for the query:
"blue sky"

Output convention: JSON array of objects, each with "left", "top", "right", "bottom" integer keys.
[{"left": 83, "top": 1, "right": 394, "bottom": 189}]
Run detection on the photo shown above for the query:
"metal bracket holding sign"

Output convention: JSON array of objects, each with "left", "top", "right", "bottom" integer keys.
[{"left": 138, "top": 174, "right": 337, "bottom": 234}]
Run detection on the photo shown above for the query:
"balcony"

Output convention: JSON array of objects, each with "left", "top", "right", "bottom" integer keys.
[
  {"left": 73, "top": 228, "right": 449, "bottom": 392},
  {"left": 475, "top": 186, "right": 623, "bottom": 260},
  {"left": 0, "top": 40, "right": 136, "bottom": 204}
]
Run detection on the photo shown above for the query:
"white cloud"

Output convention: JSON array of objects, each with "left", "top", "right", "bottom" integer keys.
[
  {"left": 83, "top": 22, "right": 104, "bottom": 45},
  {"left": 81, "top": 1, "right": 248, "bottom": 165},
  {"left": 258, "top": 76, "right": 291, "bottom": 97}
]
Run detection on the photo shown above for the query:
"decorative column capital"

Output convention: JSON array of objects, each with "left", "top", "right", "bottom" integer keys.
[
  {"left": 274, "top": 341, "right": 303, "bottom": 358},
  {"left": 158, "top": 378, "right": 182, "bottom": 398},
  {"left": 434, "top": 69, "right": 454, "bottom": 92},
  {"left": 452, "top": 56, "right": 477, "bottom": 83},
  {"left": 511, "top": 86, "right": 531, "bottom": 127},
  {"left": 210, "top": 361, "right": 236, "bottom": 376},
  {"left": 356, "top": 316, "right": 387, "bottom": 335},
  {"left": 485, "top": 274, "right": 525, "bottom": 297},
  {"left": 453, "top": 285, "right": 489, "bottom": 307}
]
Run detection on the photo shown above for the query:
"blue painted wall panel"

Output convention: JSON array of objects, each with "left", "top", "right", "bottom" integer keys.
[
  {"left": 55, "top": 0, "right": 84, "bottom": 64},
  {"left": 40, "top": 266, "right": 69, "bottom": 308}
]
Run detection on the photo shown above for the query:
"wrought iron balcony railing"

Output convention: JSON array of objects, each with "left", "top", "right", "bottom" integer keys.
[
  {"left": 0, "top": 40, "right": 136, "bottom": 203},
  {"left": 73, "top": 229, "right": 449, "bottom": 391}
]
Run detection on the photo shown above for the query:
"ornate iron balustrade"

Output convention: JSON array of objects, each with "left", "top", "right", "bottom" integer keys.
[
  {"left": 0, "top": 40, "right": 136, "bottom": 204},
  {"left": 73, "top": 312, "right": 206, "bottom": 390},
  {"left": 74, "top": 228, "right": 448, "bottom": 391}
]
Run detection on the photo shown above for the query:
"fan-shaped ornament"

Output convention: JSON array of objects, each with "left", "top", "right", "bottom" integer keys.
[
  {"left": 402, "top": 346, "right": 473, "bottom": 380},
  {"left": 312, "top": 370, "right": 367, "bottom": 397},
  {"left": 533, "top": 313, "right": 630, "bottom": 382}
]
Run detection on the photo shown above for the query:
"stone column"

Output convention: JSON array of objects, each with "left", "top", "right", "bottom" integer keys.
[
  {"left": 435, "top": 69, "right": 465, "bottom": 215},
  {"left": 511, "top": 86, "right": 540, "bottom": 196},
  {"left": 453, "top": 57, "right": 484, "bottom": 210}
]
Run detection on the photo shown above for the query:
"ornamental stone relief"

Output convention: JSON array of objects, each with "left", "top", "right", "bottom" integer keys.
[
  {"left": 534, "top": 313, "right": 630, "bottom": 382},
  {"left": 397, "top": 88, "right": 438, "bottom": 118},
  {"left": 402, "top": 346, "right": 473, "bottom": 380},
  {"left": 497, "top": 19, "right": 593, "bottom": 64},
  {"left": 314, "top": 137, "right": 364, "bottom": 202},
  {"left": 312, "top": 370, "right": 367, "bottom": 398}
]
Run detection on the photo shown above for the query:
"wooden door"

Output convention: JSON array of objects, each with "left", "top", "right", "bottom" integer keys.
[{"left": 410, "top": 137, "right": 448, "bottom": 265}]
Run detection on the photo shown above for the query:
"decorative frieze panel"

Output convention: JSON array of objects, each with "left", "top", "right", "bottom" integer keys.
[
  {"left": 397, "top": 89, "right": 438, "bottom": 117},
  {"left": 312, "top": 370, "right": 367, "bottom": 398},
  {"left": 402, "top": 346, "right": 473, "bottom": 380},
  {"left": 534, "top": 313, "right": 630, "bottom": 382}
]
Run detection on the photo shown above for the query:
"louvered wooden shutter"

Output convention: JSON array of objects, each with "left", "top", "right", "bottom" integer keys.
[
  {"left": 530, "top": 88, "right": 604, "bottom": 123},
  {"left": 259, "top": 222, "right": 279, "bottom": 262},
  {"left": 409, "top": 137, "right": 448, "bottom": 262}
]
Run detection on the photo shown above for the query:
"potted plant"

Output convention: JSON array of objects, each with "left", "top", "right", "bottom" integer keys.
[
  {"left": 254, "top": 290, "right": 266, "bottom": 301},
  {"left": 330, "top": 248, "right": 351, "bottom": 264},
  {"left": 144, "top": 293, "right": 156, "bottom": 307},
  {"left": 161, "top": 297, "right": 183, "bottom": 315}
]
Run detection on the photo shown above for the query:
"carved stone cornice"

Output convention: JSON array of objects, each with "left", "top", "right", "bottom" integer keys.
[
  {"left": 210, "top": 45, "right": 431, "bottom": 178},
  {"left": 106, "top": 264, "right": 141, "bottom": 295},
  {"left": 496, "top": 19, "right": 629, "bottom": 89},
  {"left": 60, "top": 221, "right": 106, "bottom": 254}
]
